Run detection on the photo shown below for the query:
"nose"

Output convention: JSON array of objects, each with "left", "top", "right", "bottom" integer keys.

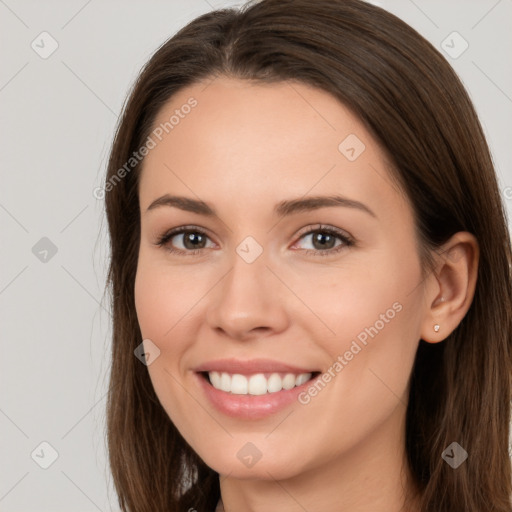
[{"left": 206, "top": 251, "right": 289, "bottom": 341}]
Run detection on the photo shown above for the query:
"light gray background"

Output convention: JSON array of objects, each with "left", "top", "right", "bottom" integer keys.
[{"left": 1, "top": 0, "right": 511, "bottom": 510}]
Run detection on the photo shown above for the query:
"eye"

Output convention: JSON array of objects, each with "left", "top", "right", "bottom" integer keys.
[
  {"left": 155, "top": 223, "right": 354, "bottom": 257},
  {"left": 292, "top": 224, "right": 354, "bottom": 256},
  {"left": 155, "top": 225, "right": 214, "bottom": 256}
]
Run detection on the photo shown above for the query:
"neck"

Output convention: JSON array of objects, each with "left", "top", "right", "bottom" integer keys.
[{"left": 218, "top": 404, "right": 420, "bottom": 512}]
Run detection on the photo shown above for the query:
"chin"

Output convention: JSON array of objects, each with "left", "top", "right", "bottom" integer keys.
[{"left": 199, "top": 447, "right": 308, "bottom": 481}]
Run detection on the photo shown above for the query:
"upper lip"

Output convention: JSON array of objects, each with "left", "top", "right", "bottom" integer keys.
[{"left": 194, "top": 358, "right": 318, "bottom": 375}]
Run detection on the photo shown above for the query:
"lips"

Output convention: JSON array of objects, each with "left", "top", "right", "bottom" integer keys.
[
  {"left": 194, "top": 358, "right": 320, "bottom": 395},
  {"left": 193, "top": 357, "right": 319, "bottom": 375},
  {"left": 194, "top": 365, "right": 322, "bottom": 419},
  {"left": 192, "top": 358, "right": 321, "bottom": 416}
]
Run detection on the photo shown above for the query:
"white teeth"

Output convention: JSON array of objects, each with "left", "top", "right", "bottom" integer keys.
[
  {"left": 231, "top": 374, "right": 248, "bottom": 394},
  {"left": 282, "top": 374, "right": 296, "bottom": 390},
  {"left": 248, "top": 374, "right": 268, "bottom": 395},
  {"left": 220, "top": 372, "right": 231, "bottom": 392},
  {"left": 209, "top": 371, "right": 222, "bottom": 389},
  {"left": 207, "top": 371, "right": 313, "bottom": 395},
  {"left": 267, "top": 373, "right": 282, "bottom": 393},
  {"left": 295, "top": 373, "right": 310, "bottom": 386}
]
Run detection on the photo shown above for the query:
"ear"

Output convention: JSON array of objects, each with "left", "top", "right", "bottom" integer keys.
[{"left": 420, "top": 232, "right": 479, "bottom": 343}]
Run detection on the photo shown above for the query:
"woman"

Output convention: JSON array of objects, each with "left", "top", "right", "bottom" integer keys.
[{"left": 103, "top": 0, "right": 512, "bottom": 510}]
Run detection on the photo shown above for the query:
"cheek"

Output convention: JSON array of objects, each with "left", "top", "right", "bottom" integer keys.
[
  {"left": 300, "top": 257, "right": 408, "bottom": 340},
  {"left": 134, "top": 258, "right": 199, "bottom": 345},
  {"left": 134, "top": 270, "right": 169, "bottom": 340},
  {"left": 133, "top": 261, "right": 193, "bottom": 410},
  {"left": 310, "top": 248, "right": 422, "bottom": 393},
  {"left": 134, "top": 262, "right": 197, "bottom": 428}
]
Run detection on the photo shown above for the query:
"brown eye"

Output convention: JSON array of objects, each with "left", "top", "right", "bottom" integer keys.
[
  {"left": 310, "top": 231, "right": 338, "bottom": 250},
  {"left": 178, "top": 231, "right": 208, "bottom": 250},
  {"left": 156, "top": 226, "right": 214, "bottom": 255},
  {"left": 293, "top": 225, "right": 354, "bottom": 256}
]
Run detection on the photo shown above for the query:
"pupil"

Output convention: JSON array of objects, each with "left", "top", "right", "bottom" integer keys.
[
  {"left": 314, "top": 232, "right": 334, "bottom": 250},
  {"left": 184, "top": 232, "right": 204, "bottom": 249}
]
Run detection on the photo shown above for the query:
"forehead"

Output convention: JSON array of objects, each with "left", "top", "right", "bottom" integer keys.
[{"left": 138, "top": 77, "right": 410, "bottom": 225}]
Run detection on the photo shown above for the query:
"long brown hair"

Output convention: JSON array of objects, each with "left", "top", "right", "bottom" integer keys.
[{"left": 103, "top": 1, "right": 512, "bottom": 510}]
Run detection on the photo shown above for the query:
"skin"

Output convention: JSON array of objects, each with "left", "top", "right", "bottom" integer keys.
[{"left": 134, "top": 76, "right": 479, "bottom": 512}]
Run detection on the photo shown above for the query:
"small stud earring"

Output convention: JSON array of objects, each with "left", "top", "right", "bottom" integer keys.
[{"left": 434, "top": 324, "right": 440, "bottom": 332}]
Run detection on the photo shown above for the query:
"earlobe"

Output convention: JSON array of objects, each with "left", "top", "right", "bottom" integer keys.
[{"left": 420, "top": 232, "right": 479, "bottom": 344}]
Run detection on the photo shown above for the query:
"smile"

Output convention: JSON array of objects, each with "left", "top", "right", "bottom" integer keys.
[
  {"left": 196, "top": 370, "right": 322, "bottom": 419},
  {"left": 204, "top": 371, "right": 319, "bottom": 395}
]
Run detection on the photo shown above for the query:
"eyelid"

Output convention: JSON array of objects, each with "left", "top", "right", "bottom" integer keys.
[
  {"left": 154, "top": 224, "right": 214, "bottom": 250},
  {"left": 293, "top": 223, "right": 354, "bottom": 245}
]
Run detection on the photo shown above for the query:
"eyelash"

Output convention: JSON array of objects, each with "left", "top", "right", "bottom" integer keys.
[{"left": 155, "top": 224, "right": 354, "bottom": 257}]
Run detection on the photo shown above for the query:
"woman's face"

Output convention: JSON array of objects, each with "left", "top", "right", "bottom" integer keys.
[{"left": 135, "top": 77, "right": 427, "bottom": 479}]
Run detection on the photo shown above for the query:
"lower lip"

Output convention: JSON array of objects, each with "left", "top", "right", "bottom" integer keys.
[{"left": 195, "top": 372, "right": 319, "bottom": 420}]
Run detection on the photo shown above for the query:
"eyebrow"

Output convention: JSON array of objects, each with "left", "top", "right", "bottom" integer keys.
[{"left": 145, "top": 194, "right": 376, "bottom": 218}]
